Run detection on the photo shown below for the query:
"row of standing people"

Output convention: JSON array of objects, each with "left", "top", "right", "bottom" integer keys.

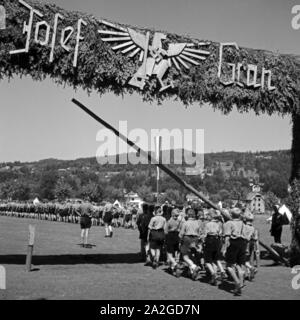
[
  {"left": 137, "top": 203, "right": 259, "bottom": 296},
  {"left": 0, "top": 201, "right": 140, "bottom": 228}
]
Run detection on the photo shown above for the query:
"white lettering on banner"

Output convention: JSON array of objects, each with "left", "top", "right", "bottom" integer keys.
[
  {"left": 34, "top": 21, "right": 50, "bottom": 46},
  {"left": 9, "top": 0, "right": 43, "bottom": 54},
  {"left": 5, "top": 0, "right": 277, "bottom": 93},
  {"left": 246, "top": 64, "right": 261, "bottom": 88},
  {"left": 218, "top": 43, "right": 276, "bottom": 91},
  {"left": 73, "top": 19, "right": 87, "bottom": 67},
  {"left": 218, "top": 42, "right": 239, "bottom": 86},
  {"left": 49, "top": 13, "right": 64, "bottom": 63},
  {"left": 10, "top": 0, "right": 86, "bottom": 67},
  {"left": 60, "top": 26, "right": 74, "bottom": 52}
]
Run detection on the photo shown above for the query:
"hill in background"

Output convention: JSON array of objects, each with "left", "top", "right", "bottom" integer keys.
[{"left": 0, "top": 149, "right": 291, "bottom": 204}]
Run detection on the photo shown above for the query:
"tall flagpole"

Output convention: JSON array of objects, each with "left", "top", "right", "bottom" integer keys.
[{"left": 155, "top": 136, "right": 162, "bottom": 204}]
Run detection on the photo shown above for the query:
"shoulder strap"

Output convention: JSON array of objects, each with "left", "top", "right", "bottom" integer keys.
[
  {"left": 240, "top": 220, "right": 244, "bottom": 237},
  {"left": 176, "top": 218, "right": 184, "bottom": 231}
]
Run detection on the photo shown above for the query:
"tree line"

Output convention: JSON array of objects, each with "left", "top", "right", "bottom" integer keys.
[{"left": 0, "top": 150, "right": 291, "bottom": 206}]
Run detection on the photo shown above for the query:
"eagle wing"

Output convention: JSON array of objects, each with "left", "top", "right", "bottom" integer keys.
[
  {"left": 98, "top": 20, "right": 148, "bottom": 61},
  {"left": 167, "top": 42, "right": 210, "bottom": 70}
]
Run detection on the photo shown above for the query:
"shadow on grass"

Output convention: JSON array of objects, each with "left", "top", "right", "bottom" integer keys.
[
  {"left": 0, "top": 252, "right": 143, "bottom": 265},
  {"left": 217, "top": 280, "right": 235, "bottom": 295}
]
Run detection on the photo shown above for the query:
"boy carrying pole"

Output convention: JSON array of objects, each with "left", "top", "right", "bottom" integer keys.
[
  {"left": 148, "top": 207, "right": 167, "bottom": 269},
  {"left": 203, "top": 209, "right": 226, "bottom": 286},
  {"left": 179, "top": 208, "right": 201, "bottom": 280},
  {"left": 222, "top": 208, "right": 248, "bottom": 296},
  {"left": 165, "top": 208, "right": 182, "bottom": 275},
  {"left": 243, "top": 210, "right": 259, "bottom": 281}
]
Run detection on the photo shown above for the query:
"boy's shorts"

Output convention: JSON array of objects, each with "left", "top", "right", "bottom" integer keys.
[
  {"left": 225, "top": 238, "right": 247, "bottom": 265},
  {"left": 80, "top": 216, "right": 92, "bottom": 229},
  {"left": 245, "top": 240, "right": 255, "bottom": 262},
  {"left": 166, "top": 231, "right": 180, "bottom": 254},
  {"left": 103, "top": 212, "right": 113, "bottom": 224},
  {"left": 180, "top": 235, "right": 198, "bottom": 256},
  {"left": 203, "top": 235, "right": 222, "bottom": 263},
  {"left": 124, "top": 214, "right": 132, "bottom": 223},
  {"left": 149, "top": 229, "right": 165, "bottom": 249}
]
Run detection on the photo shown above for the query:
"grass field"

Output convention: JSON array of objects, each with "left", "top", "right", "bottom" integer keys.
[{"left": 0, "top": 215, "right": 299, "bottom": 300}]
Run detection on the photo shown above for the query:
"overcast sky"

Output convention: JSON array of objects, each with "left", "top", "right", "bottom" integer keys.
[{"left": 0, "top": 0, "right": 298, "bottom": 162}]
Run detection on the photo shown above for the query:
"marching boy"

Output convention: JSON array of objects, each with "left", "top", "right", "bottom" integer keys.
[
  {"left": 203, "top": 209, "right": 226, "bottom": 285},
  {"left": 148, "top": 207, "right": 167, "bottom": 269},
  {"left": 179, "top": 208, "right": 201, "bottom": 280},
  {"left": 223, "top": 208, "right": 248, "bottom": 296},
  {"left": 243, "top": 210, "right": 259, "bottom": 281},
  {"left": 165, "top": 209, "right": 182, "bottom": 275}
]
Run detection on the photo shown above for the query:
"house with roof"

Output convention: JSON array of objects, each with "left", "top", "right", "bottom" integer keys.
[
  {"left": 124, "top": 192, "right": 143, "bottom": 207},
  {"left": 245, "top": 184, "right": 265, "bottom": 214},
  {"left": 186, "top": 192, "right": 209, "bottom": 203}
]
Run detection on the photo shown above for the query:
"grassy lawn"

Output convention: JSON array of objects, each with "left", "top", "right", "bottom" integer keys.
[{"left": 0, "top": 215, "right": 298, "bottom": 300}]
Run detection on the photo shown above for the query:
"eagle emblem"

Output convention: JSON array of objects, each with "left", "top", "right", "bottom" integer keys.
[{"left": 99, "top": 20, "right": 210, "bottom": 92}]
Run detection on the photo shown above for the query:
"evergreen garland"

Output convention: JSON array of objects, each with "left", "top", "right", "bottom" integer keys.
[{"left": 0, "top": 0, "right": 299, "bottom": 115}]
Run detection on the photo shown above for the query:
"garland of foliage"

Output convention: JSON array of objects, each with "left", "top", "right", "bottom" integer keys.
[{"left": 0, "top": 0, "right": 300, "bottom": 115}]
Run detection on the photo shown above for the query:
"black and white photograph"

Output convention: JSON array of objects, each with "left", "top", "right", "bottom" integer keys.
[{"left": 0, "top": 0, "right": 300, "bottom": 304}]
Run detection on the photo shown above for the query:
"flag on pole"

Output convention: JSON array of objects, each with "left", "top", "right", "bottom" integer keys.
[{"left": 278, "top": 204, "right": 292, "bottom": 225}]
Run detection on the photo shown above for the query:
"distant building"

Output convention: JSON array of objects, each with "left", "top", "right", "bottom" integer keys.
[
  {"left": 186, "top": 192, "right": 209, "bottom": 203},
  {"left": 104, "top": 171, "right": 120, "bottom": 179},
  {"left": 11, "top": 166, "right": 22, "bottom": 171},
  {"left": 200, "top": 167, "right": 214, "bottom": 179},
  {"left": 185, "top": 166, "right": 203, "bottom": 176},
  {"left": 218, "top": 161, "right": 234, "bottom": 172},
  {"left": 124, "top": 192, "right": 143, "bottom": 207},
  {"left": 0, "top": 166, "right": 10, "bottom": 172},
  {"left": 255, "top": 155, "right": 272, "bottom": 160},
  {"left": 245, "top": 184, "right": 265, "bottom": 214},
  {"left": 231, "top": 167, "right": 260, "bottom": 181}
]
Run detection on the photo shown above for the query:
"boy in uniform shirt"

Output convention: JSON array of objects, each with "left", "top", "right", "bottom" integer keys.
[
  {"left": 223, "top": 208, "right": 247, "bottom": 296},
  {"left": 243, "top": 211, "right": 259, "bottom": 281},
  {"left": 103, "top": 203, "right": 114, "bottom": 237},
  {"left": 148, "top": 208, "right": 167, "bottom": 269},
  {"left": 203, "top": 209, "right": 226, "bottom": 285},
  {"left": 165, "top": 209, "right": 183, "bottom": 274},
  {"left": 76, "top": 200, "right": 93, "bottom": 248},
  {"left": 137, "top": 203, "right": 152, "bottom": 264},
  {"left": 197, "top": 209, "right": 207, "bottom": 270},
  {"left": 179, "top": 208, "right": 201, "bottom": 280}
]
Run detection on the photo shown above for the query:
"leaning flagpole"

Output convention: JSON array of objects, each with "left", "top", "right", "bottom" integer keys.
[
  {"left": 71, "top": 98, "right": 289, "bottom": 266},
  {"left": 71, "top": 98, "right": 226, "bottom": 217}
]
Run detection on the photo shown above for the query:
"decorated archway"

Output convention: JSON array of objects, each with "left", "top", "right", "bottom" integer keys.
[{"left": 0, "top": 0, "right": 300, "bottom": 265}]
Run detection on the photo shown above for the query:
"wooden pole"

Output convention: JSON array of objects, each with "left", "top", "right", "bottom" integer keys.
[
  {"left": 71, "top": 98, "right": 229, "bottom": 218},
  {"left": 26, "top": 225, "right": 35, "bottom": 272}
]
